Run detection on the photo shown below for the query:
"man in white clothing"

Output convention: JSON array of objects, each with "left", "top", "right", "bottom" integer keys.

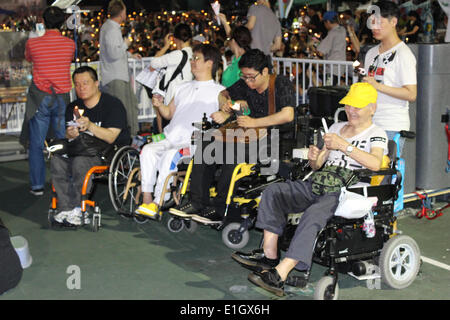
[
  {"left": 135, "top": 44, "right": 225, "bottom": 219},
  {"left": 363, "top": 0, "right": 417, "bottom": 154}
]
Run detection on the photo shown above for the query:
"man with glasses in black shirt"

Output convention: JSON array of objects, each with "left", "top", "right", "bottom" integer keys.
[{"left": 170, "top": 49, "right": 294, "bottom": 223}]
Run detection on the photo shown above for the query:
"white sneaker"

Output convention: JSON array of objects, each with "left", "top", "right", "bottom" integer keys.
[
  {"left": 66, "top": 208, "right": 90, "bottom": 226},
  {"left": 54, "top": 210, "right": 74, "bottom": 223}
]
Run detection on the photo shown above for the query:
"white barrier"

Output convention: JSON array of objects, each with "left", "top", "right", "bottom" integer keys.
[
  {"left": 0, "top": 101, "right": 26, "bottom": 134},
  {"left": 0, "top": 57, "right": 356, "bottom": 134}
]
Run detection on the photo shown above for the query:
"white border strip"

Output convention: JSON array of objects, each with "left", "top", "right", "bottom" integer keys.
[{"left": 421, "top": 256, "right": 450, "bottom": 271}]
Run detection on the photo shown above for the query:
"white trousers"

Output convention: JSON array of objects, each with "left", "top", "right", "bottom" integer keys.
[{"left": 140, "top": 139, "right": 186, "bottom": 204}]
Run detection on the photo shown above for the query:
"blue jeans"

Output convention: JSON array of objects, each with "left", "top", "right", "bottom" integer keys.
[
  {"left": 386, "top": 130, "right": 405, "bottom": 157},
  {"left": 28, "top": 95, "right": 66, "bottom": 190}
]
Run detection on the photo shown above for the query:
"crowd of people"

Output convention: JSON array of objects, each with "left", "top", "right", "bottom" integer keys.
[{"left": 0, "top": 0, "right": 448, "bottom": 65}]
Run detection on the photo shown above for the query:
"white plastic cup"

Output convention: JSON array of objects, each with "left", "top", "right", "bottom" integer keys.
[{"left": 10, "top": 236, "right": 32, "bottom": 269}]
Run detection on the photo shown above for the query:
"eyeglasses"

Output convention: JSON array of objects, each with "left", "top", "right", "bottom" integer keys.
[
  {"left": 240, "top": 72, "right": 260, "bottom": 83},
  {"left": 190, "top": 55, "right": 202, "bottom": 62}
]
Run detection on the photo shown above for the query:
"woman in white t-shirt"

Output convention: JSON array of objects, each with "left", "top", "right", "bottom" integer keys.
[{"left": 150, "top": 23, "right": 194, "bottom": 133}]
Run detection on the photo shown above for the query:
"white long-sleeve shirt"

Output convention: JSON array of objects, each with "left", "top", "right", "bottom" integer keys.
[
  {"left": 150, "top": 47, "right": 193, "bottom": 104},
  {"left": 99, "top": 19, "right": 131, "bottom": 86}
]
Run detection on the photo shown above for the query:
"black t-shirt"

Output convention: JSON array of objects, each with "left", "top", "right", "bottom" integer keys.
[
  {"left": 405, "top": 20, "right": 421, "bottom": 43},
  {"left": 226, "top": 75, "right": 295, "bottom": 119},
  {"left": 65, "top": 93, "right": 130, "bottom": 146}
]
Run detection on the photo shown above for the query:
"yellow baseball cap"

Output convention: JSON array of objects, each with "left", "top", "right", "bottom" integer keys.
[{"left": 339, "top": 82, "right": 378, "bottom": 109}]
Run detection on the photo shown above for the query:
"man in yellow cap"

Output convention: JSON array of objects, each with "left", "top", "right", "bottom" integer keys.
[{"left": 231, "top": 82, "right": 388, "bottom": 296}]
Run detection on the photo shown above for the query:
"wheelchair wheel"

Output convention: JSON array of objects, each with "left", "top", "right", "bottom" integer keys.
[
  {"left": 222, "top": 222, "right": 249, "bottom": 250},
  {"left": 379, "top": 235, "right": 421, "bottom": 290},
  {"left": 108, "top": 146, "right": 141, "bottom": 216},
  {"left": 167, "top": 217, "right": 184, "bottom": 233},
  {"left": 184, "top": 220, "right": 198, "bottom": 234},
  {"left": 314, "top": 276, "right": 339, "bottom": 300},
  {"left": 133, "top": 215, "right": 149, "bottom": 224},
  {"left": 91, "top": 215, "right": 100, "bottom": 232},
  {"left": 48, "top": 209, "right": 57, "bottom": 229}
]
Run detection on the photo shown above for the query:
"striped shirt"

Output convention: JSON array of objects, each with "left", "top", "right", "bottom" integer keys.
[{"left": 25, "top": 30, "right": 75, "bottom": 94}]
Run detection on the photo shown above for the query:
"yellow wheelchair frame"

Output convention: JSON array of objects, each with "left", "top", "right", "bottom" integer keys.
[{"left": 167, "top": 159, "right": 286, "bottom": 249}]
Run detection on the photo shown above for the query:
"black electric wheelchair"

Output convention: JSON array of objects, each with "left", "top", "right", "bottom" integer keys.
[
  {"left": 253, "top": 130, "right": 421, "bottom": 300},
  {"left": 229, "top": 84, "right": 421, "bottom": 299},
  {"left": 166, "top": 114, "right": 307, "bottom": 249}
]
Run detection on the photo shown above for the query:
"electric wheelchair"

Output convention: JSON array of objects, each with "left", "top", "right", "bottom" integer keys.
[
  {"left": 249, "top": 130, "right": 421, "bottom": 300},
  {"left": 166, "top": 114, "right": 307, "bottom": 249}
]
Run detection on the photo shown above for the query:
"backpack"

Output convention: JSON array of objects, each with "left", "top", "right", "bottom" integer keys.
[
  {"left": 0, "top": 219, "right": 23, "bottom": 295},
  {"left": 158, "top": 49, "right": 189, "bottom": 93},
  {"left": 146, "top": 49, "right": 189, "bottom": 98}
]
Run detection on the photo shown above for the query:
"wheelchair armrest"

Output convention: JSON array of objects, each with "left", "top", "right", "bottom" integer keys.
[
  {"left": 345, "top": 168, "right": 399, "bottom": 187},
  {"left": 353, "top": 168, "right": 397, "bottom": 178}
]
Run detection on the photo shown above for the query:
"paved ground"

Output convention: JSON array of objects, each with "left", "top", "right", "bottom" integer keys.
[{"left": 0, "top": 159, "right": 449, "bottom": 304}]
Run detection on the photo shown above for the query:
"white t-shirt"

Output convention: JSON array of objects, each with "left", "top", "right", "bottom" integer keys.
[
  {"left": 438, "top": 0, "right": 450, "bottom": 42},
  {"left": 364, "top": 41, "right": 417, "bottom": 131},
  {"left": 164, "top": 80, "right": 225, "bottom": 147},
  {"left": 150, "top": 47, "right": 194, "bottom": 105},
  {"left": 325, "top": 122, "right": 388, "bottom": 171}
]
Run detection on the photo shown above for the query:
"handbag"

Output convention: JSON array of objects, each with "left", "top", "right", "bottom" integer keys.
[
  {"left": 214, "top": 74, "right": 276, "bottom": 144},
  {"left": 67, "top": 132, "right": 114, "bottom": 160}
]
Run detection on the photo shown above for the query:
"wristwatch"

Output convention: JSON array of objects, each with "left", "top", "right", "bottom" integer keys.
[{"left": 345, "top": 144, "right": 354, "bottom": 156}]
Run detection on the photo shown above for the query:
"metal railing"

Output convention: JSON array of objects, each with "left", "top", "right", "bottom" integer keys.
[
  {"left": 0, "top": 57, "right": 356, "bottom": 135},
  {"left": 273, "top": 57, "right": 357, "bottom": 105}
]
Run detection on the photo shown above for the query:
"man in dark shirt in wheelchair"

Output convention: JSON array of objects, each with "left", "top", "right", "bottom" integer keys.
[
  {"left": 232, "top": 82, "right": 388, "bottom": 296},
  {"left": 50, "top": 66, "right": 130, "bottom": 226},
  {"left": 169, "top": 49, "right": 295, "bottom": 223}
]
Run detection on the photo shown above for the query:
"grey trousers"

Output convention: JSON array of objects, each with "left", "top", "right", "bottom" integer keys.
[
  {"left": 102, "top": 80, "right": 139, "bottom": 136},
  {"left": 255, "top": 179, "right": 340, "bottom": 270},
  {"left": 50, "top": 154, "right": 102, "bottom": 212}
]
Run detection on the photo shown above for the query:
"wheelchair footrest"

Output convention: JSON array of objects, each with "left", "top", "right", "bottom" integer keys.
[
  {"left": 285, "top": 274, "right": 309, "bottom": 288},
  {"left": 347, "top": 272, "right": 381, "bottom": 281}
]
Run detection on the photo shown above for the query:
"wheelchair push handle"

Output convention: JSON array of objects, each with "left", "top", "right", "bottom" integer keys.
[{"left": 398, "top": 131, "right": 415, "bottom": 139}]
